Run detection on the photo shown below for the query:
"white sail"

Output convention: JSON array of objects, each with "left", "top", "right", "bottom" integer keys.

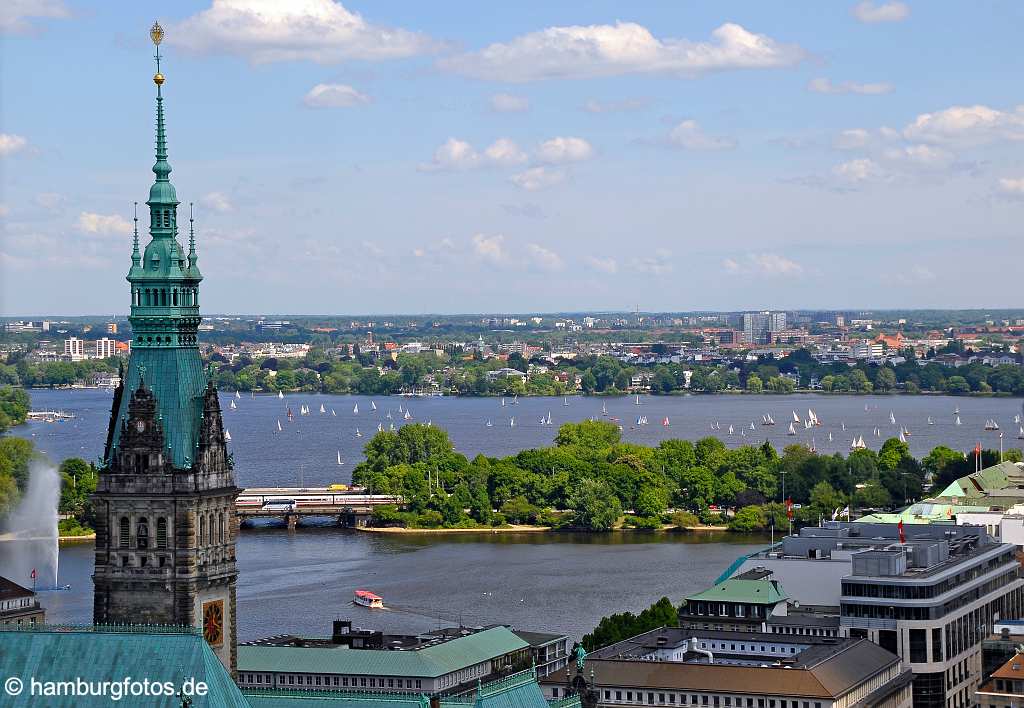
[
  {"left": 331, "top": 409, "right": 336, "bottom": 416},
  {"left": 927, "top": 417, "right": 933, "bottom": 425},
  {"left": 1018, "top": 425, "right": 1024, "bottom": 440},
  {"left": 841, "top": 422, "right": 846, "bottom": 431},
  {"left": 277, "top": 420, "right": 282, "bottom": 432},
  {"left": 337, "top": 451, "right": 343, "bottom": 465},
  {"left": 899, "top": 430, "right": 906, "bottom": 443},
  {"left": 889, "top": 411, "right": 896, "bottom": 425},
  {"left": 792, "top": 411, "right": 800, "bottom": 423},
  {"left": 486, "top": 420, "right": 493, "bottom": 427},
  {"left": 788, "top": 422, "right": 797, "bottom": 435},
  {"left": 404, "top": 410, "right": 412, "bottom": 420},
  {"left": 353, "top": 403, "right": 359, "bottom": 414},
  {"left": 356, "top": 428, "right": 362, "bottom": 437},
  {"left": 278, "top": 391, "right": 284, "bottom": 399},
  {"left": 235, "top": 391, "right": 241, "bottom": 399},
  {"left": 370, "top": 401, "right": 377, "bottom": 411},
  {"left": 510, "top": 417, "right": 515, "bottom": 427},
  {"left": 635, "top": 395, "right": 640, "bottom": 405},
  {"left": 229, "top": 400, "right": 236, "bottom": 409},
  {"left": 224, "top": 430, "right": 231, "bottom": 441},
  {"left": 728, "top": 425, "right": 734, "bottom": 435},
  {"left": 955, "top": 415, "right": 961, "bottom": 426},
  {"left": 750, "top": 422, "right": 756, "bottom": 430},
  {"left": 501, "top": 398, "right": 506, "bottom": 407},
  {"left": 377, "top": 423, "right": 383, "bottom": 432},
  {"left": 828, "top": 431, "right": 833, "bottom": 442},
  {"left": 563, "top": 397, "right": 569, "bottom": 406},
  {"left": 602, "top": 403, "right": 607, "bottom": 415}
]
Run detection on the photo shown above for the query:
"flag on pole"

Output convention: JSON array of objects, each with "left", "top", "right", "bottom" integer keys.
[
  {"left": 30, "top": 568, "right": 36, "bottom": 580},
  {"left": 786, "top": 498, "right": 794, "bottom": 520},
  {"left": 841, "top": 506, "right": 850, "bottom": 519},
  {"left": 831, "top": 507, "right": 839, "bottom": 521},
  {"left": 897, "top": 519, "right": 906, "bottom": 544}
]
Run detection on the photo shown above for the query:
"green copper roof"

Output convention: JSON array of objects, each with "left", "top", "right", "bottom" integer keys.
[
  {"left": 239, "top": 627, "right": 528, "bottom": 678},
  {"left": 686, "top": 578, "right": 787, "bottom": 606},
  {"left": 0, "top": 625, "right": 249, "bottom": 707},
  {"left": 244, "top": 669, "right": 566, "bottom": 708},
  {"left": 108, "top": 348, "right": 208, "bottom": 468},
  {"left": 935, "top": 462, "right": 1024, "bottom": 500}
]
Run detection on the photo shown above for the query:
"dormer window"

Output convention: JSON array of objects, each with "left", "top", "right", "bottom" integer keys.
[{"left": 150, "top": 255, "right": 160, "bottom": 271}]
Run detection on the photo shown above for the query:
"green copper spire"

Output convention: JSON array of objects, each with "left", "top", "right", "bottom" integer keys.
[
  {"left": 130, "top": 202, "right": 141, "bottom": 269},
  {"left": 188, "top": 202, "right": 199, "bottom": 274}
]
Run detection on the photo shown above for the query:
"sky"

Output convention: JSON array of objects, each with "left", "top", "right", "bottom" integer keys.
[{"left": 1, "top": 0, "right": 1023, "bottom": 316}]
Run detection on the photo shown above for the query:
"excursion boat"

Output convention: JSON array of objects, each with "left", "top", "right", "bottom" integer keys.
[{"left": 354, "top": 590, "right": 384, "bottom": 609}]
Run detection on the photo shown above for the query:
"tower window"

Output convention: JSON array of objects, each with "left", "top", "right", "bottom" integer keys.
[
  {"left": 137, "top": 518, "right": 149, "bottom": 549},
  {"left": 119, "top": 517, "right": 130, "bottom": 548},
  {"left": 163, "top": 210, "right": 170, "bottom": 227},
  {"left": 198, "top": 514, "right": 206, "bottom": 546},
  {"left": 156, "top": 517, "right": 167, "bottom": 549},
  {"left": 218, "top": 513, "right": 225, "bottom": 544}
]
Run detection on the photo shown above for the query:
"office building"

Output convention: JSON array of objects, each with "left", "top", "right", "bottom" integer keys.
[
  {"left": 238, "top": 624, "right": 535, "bottom": 696},
  {"left": 0, "top": 576, "right": 45, "bottom": 627},
  {"left": 732, "top": 523, "right": 1024, "bottom": 708},
  {"left": 741, "top": 312, "right": 786, "bottom": 345},
  {"left": 95, "top": 337, "right": 117, "bottom": 359},
  {"left": 541, "top": 626, "right": 912, "bottom": 708},
  {"left": 64, "top": 336, "right": 85, "bottom": 361}
]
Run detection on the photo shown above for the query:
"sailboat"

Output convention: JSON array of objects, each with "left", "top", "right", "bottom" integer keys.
[
  {"left": 985, "top": 419, "right": 1000, "bottom": 431},
  {"left": 841, "top": 422, "right": 846, "bottom": 431},
  {"left": 377, "top": 423, "right": 383, "bottom": 432},
  {"left": 787, "top": 422, "right": 797, "bottom": 436},
  {"left": 955, "top": 415, "right": 962, "bottom": 426},
  {"left": 320, "top": 404, "right": 326, "bottom": 414},
  {"left": 792, "top": 411, "right": 800, "bottom": 423},
  {"left": 889, "top": 411, "right": 896, "bottom": 425},
  {"left": 486, "top": 420, "right": 493, "bottom": 428},
  {"left": 235, "top": 391, "right": 241, "bottom": 399},
  {"left": 386, "top": 410, "right": 393, "bottom": 420},
  {"left": 1016, "top": 414, "right": 1021, "bottom": 425},
  {"left": 750, "top": 422, "right": 756, "bottom": 430},
  {"left": 927, "top": 416, "right": 934, "bottom": 425},
  {"left": 370, "top": 401, "right": 377, "bottom": 411},
  {"left": 356, "top": 428, "right": 362, "bottom": 437},
  {"left": 389, "top": 422, "right": 395, "bottom": 431},
  {"left": 337, "top": 451, "right": 343, "bottom": 465},
  {"left": 251, "top": 391, "right": 254, "bottom": 399},
  {"left": 353, "top": 403, "right": 359, "bottom": 414},
  {"left": 278, "top": 391, "right": 284, "bottom": 399},
  {"left": 898, "top": 429, "right": 907, "bottom": 444},
  {"left": 229, "top": 399, "right": 236, "bottom": 409},
  {"left": 510, "top": 417, "right": 515, "bottom": 427},
  {"left": 850, "top": 436, "right": 866, "bottom": 450},
  {"left": 728, "top": 424, "right": 734, "bottom": 436},
  {"left": 954, "top": 405, "right": 960, "bottom": 414},
  {"left": 403, "top": 410, "right": 412, "bottom": 420},
  {"left": 287, "top": 407, "right": 294, "bottom": 421},
  {"left": 635, "top": 395, "right": 641, "bottom": 405},
  {"left": 563, "top": 397, "right": 569, "bottom": 407},
  {"left": 902, "top": 426, "right": 911, "bottom": 437},
  {"left": 828, "top": 431, "right": 833, "bottom": 442},
  {"left": 224, "top": 430, "right": 231, "bottom": 441},
  {"left": 331, "top": 409, "right": 336, "bottom": 416},
  {"left": 501, "top": 398, "right": 506, "bottom": 407},
  {"left": 546, "top": 411, "right": 553, "bottom": 425},
  {"left": 663, "top": 417, "right": 670, "bottom": 426},
  {"left": 602, "top": 402, "right": 607, "bottom": 416},
  {"left": 1018, "top": 425, "right": 1024, "bottom": 440},
  {"left": 276, "top": 420, "right": 282, "bottom": 432},
  {"left": 398, "top": 404, "right": 404, "bottom": 414},
  {"left": 512, "top": 395, "right": 518, "bottom": 405}
]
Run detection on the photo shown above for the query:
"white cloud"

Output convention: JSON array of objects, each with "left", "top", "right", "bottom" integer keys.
[
  {"left": 419, "top": 138, "right": 480, "bottom": 171},
  {"left": 303, "top": 83, "right": 371, "bottom": 108},
  {"left": 0, "top": 0, "right": 70, "bottom": 34},
  {"left": 471, "top": 234, "right": 509, "bottom": 265},
  {"left": 880, "top": 144, "right": 955, "bottom": 171},
  {"left": 630, "top": 250, "right": 672, "bottom": 275},
  {"left": 77, "top": 212, "right": 133, "bottom": 236},
  {"left": 724, "top": 253, "right": 803, "bottom": 277},
  {"left": 172, "top": 0, "right": 437, "bottom": 64},
  {"left": 997, "top": 177, "right": 1024, "bottom": 200},
  {"left": 510, "top": 166, "right": 566, "bottom": 191},
  {"left": 583, "top": 98, "right": 649, "bottom": 114},
  {"left": 438, "top": 21, "right": 804, "bottom": 82},
  {"left": 483, "top": 138, "right": 528, "bottom": 166},
  {"left": 807, "top": 77, "right": 893, "bottom": 95},
  {"left": 536, "top": 136, "right": 594, "bottom": 164},
  {"left": 832, "top": 158, "right": 887, "bottom": 183},
  {"left": 585, "top": 255, "right": 618, "bottom": 274},
  {"left": 526, "top": 243, "right": 564, "bottom": 271},
  {"left": 902, "top": 104, "right": 1024, "bottom": 146},
  {"left": 420, "top": 137, "right": 528, "bottom": 171},
  {"left": 0, "top": 133, "right": 28, "bottom": 157},
  {"left": 667, "top": 120, "right": 736, "bottom": 151},
  {"left": 852, "top": 1, "right": 910, "bottom": 23},
  {"left": 201, "top": 192, "right": 234, "bottom": 212},
  {"left": 489, "top": 93, "right": 530, "bottom": 113}
]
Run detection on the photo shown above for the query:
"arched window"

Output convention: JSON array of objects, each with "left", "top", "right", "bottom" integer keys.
[
  {"left": 119, "top": 517, "right": 130, "bottom": 548},
  {"left": 218, "top": 513, "right": 225, "bottom": 544},
  {"left": 172, "top": 289, "right": 178, "bottom": 306},
  {"left": 198, "top": 514, "right": 205, "bottom": 546},
  {"left": 137, "top": 518, "right": 149, "bottom": 549},
  {"left": 156, "top": 517, "right": 167, "bottom": 549}
]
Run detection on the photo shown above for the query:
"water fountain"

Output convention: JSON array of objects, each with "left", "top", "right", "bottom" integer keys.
[{"left": 0, "top": 460, "right": 62, "bottom": 590}]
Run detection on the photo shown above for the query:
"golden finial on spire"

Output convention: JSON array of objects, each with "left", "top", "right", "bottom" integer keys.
[{"left": 151, "top": 21, "right": 166, "bottom": 86}]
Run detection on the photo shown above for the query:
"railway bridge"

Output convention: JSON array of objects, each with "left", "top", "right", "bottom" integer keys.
[{"left": 236, "top": 487, "right": 402, "bottom": 530}]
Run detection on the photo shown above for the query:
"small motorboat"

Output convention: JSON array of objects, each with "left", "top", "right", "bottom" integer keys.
[{"left": 354, "top": 590, "right": 384, "bottom": 609}]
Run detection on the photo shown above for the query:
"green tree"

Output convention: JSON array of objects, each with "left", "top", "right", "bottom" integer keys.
[
  {"left": 568, "top": 479, "right": 622, "bottom": 530},
  {"left": 746, "top": 374, "right": 763, "bottom": 393},
  {"left": 728, "top": 505, "right": 766, "bottom": 532},
  {"left": 554, "top": 420, "right": 621, "bottom": 449}
]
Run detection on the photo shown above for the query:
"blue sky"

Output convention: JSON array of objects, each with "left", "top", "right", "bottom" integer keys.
[{"left": 2, "top": 0, "right": 1023, "bottom": 315}]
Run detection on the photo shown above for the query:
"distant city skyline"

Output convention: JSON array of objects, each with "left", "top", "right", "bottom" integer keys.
[{"left": 2, "top": 1, "right": 1024, "bottom": 315}]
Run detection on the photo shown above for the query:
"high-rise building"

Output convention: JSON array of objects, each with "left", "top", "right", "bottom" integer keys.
[
  {"left": 95, "top": 337, "right": 117, "bottom": 359},
  {"left": 64, "top": 337, "right": 86, "bottom": 361},
  {"left": 92, "top": 23, "right": 238, "bottom": 675},
  {"left": 106, "top": 322, "right": 118, "bottom": 334}
]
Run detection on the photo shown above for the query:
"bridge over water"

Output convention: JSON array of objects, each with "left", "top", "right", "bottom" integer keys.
[{"left": 236, "top": 487, "right": 402, "bottom": 530}]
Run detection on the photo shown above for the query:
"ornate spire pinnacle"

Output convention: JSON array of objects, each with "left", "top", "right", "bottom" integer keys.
[
  {"left": 188, "top": 202, "right": 198, "bottom": 269},
  {"left": 131, "top": 202, "right": 141, "bottom": 267},
  {"left": 151, "top": 22, "right": 171, "bottom": 185}
]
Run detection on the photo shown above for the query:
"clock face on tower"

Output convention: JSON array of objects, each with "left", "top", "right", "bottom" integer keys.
[{"left": 202, "top": 599, "right": 224, "bottom": 647}]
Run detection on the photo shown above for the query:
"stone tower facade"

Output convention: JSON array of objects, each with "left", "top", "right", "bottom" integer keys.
[{"left": 92, "top": 22, "right": 238, "bottom": 675}]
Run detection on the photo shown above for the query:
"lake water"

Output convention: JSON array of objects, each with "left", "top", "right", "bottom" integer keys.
[{"left": 6, "top": 388, "right": 1023, "bottom": 641}]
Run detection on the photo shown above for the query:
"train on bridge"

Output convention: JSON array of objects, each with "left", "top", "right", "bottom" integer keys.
[{"left": 236, "top": 487, "right": 403, "bottom": 511}]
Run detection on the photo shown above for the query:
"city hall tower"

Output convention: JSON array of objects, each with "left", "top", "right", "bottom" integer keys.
[{"left": 92, "top": 22, "right": 238, "bottom": 674}]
